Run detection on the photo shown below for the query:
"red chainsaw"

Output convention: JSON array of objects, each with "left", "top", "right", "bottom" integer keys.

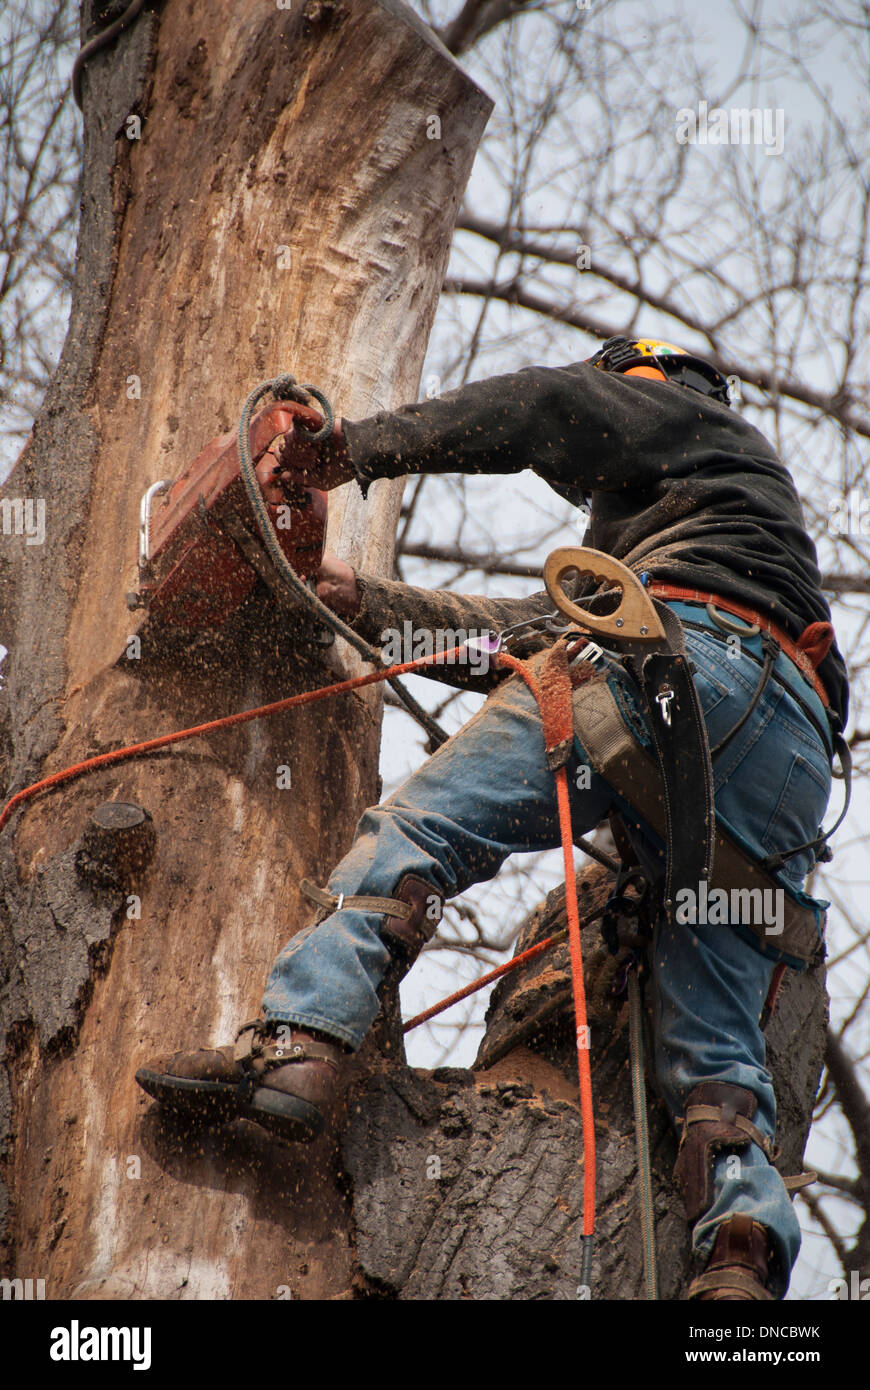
[{"left": 128, "top": 399, "right": 328, "bottom": 627}]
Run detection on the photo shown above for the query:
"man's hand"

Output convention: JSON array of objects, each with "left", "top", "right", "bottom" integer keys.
[
  {"left": 264, "top": 417, "right": 355, "bottom": 494},
  {"left": 315, "top": 550, "right": 361, "bottom": 618}
]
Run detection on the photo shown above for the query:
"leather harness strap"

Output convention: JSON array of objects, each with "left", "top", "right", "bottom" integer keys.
[
  {"left": 681, "top": 1102, "right": 774, "bottom": 1159},
  {"left": 233, "top": 1020, "right": 341, "bottom": 1071},
  {"left": 648, "top": 583, "right": 832, "bottom": 708}
]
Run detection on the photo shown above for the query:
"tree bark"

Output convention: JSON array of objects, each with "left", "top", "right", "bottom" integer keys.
[{"left": 0, "top": 0, "right": 490, "bottom": 1300}]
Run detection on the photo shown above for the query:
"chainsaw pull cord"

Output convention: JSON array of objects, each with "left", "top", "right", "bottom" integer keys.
[{"left": 236, "top": 375, "right": 448, "bottom": 749}]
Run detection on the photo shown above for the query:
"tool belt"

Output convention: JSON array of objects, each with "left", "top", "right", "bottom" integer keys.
[{"left": 519, "top": 548, "right": 838, "bottom": 970}]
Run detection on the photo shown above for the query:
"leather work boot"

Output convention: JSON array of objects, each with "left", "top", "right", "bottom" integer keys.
[
  {"left": 687, "top": 1214, "right": 773, "bottom": 1300},
  {"left": 135, "top": 1021, "right": 344, "bottom": 1143}
]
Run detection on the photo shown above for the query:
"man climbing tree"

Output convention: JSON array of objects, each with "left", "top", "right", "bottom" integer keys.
[{"left": 138, "top": 336, "right": 849, "bottom": 1301}]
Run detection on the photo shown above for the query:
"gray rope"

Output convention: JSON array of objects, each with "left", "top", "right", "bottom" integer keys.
[
  {"left": 72, "top": 0, "right": 149, "bottom": 109},
  {"left": 236, "top": 375, "right": 449, "bottom": 748},
  {"left": 628, "top": 965, "right": 658, "bottom": 1300}
]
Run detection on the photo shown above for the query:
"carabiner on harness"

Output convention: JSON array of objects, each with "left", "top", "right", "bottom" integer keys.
[
  {"left": 470, "top": 609, "right": 573, "bottom": 658},
  {"left": 655, "top": 683, "right": 675, "bottom": 725}
]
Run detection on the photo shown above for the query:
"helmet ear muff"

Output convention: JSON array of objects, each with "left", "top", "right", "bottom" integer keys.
[{"left": 623, "top": 365, "right": 668, "bottom": 382}]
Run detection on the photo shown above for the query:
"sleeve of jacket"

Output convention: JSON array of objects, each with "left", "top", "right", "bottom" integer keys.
[
  {"left": 341, "top": 360, "right": 766, "bottom": 503},
  {"left": 350, "top": 572, "right": 557, "bottom": 694}
]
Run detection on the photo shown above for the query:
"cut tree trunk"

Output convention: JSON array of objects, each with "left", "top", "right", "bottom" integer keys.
[{"left": 0, "top": 0, "right": 491, "bottom": 1300}]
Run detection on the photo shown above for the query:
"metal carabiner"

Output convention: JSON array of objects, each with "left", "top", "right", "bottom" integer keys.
[
  {"left": 656, "top": 684, "right": 675, "bottom": 725},
  {"left": 705, "top": 601, "right": 760, "bottom": 638},
  {"left": 495, "top": 610, "right": 565, "bottom": 649}
]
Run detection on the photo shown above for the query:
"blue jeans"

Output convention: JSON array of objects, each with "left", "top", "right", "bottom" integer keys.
[{"left": 262, "top": 603, "right": 832, "bottom": 1293}]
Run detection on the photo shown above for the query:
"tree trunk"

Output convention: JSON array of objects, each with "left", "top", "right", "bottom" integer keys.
[{"left": 0, "top": 0, "right": 491, "bottom": 1300}]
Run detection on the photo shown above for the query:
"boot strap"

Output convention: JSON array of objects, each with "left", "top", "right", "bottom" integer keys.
[
  {"left": 681, "top": 1103, "right": 775, "bottom": 1159},
  {"left": 233, "top": 1021, "right": 340, "bottom": 1071},
  {"left": 300, "top": 879, "right": 413, "bottom": 920},
  {"left": 688, "top": 1268, "right": 773, "bottom": 1300},
  {"left": 783, "top": 1170, "right": 817, "bottom": 1192}
]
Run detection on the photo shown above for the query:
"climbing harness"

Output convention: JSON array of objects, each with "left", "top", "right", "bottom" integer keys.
[
  {"left": 545, "top": 548, "right": 717, "bottom": 927},
  {"left": 648, "top": 582, "right": 833, "bottom": 709}
]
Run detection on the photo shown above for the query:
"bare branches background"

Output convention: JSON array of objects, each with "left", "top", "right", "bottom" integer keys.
[{"left": 0, "top": 0, "right": 78, "bottom": 461}]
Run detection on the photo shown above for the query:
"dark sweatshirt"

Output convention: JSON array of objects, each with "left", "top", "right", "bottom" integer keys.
[{"left": 342, "top": 360, "right": 848, "bottom": 728}]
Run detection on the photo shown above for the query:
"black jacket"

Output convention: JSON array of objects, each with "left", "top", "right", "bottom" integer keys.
[{"left": 343, "top": 360, "right": 848, "bottom": 727}]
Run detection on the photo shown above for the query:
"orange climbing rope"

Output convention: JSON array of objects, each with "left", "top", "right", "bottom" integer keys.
[
  {"left": 1, "top": 639, "right": 597, "bottom": 1256},
  {"left": 0, "top": 646, "right": 469, "bottom": 834},
  {"left": 496, "top": 647, "right": 596, "bottom": 1247}
]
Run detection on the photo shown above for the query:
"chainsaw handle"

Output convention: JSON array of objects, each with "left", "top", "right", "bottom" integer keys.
[{"left": 542, "top": 547, "right": 666, "bottom": 643}]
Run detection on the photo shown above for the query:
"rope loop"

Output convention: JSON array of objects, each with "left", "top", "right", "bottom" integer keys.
[
  {"left": 294, "top": 383, "right": 335, "bottom": 442},
  {"left": 248, "top": 374, "right": 335, "bottom": 442},
  {"left": 269, "top": 372, "right": 306, "bottom": 403}
]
